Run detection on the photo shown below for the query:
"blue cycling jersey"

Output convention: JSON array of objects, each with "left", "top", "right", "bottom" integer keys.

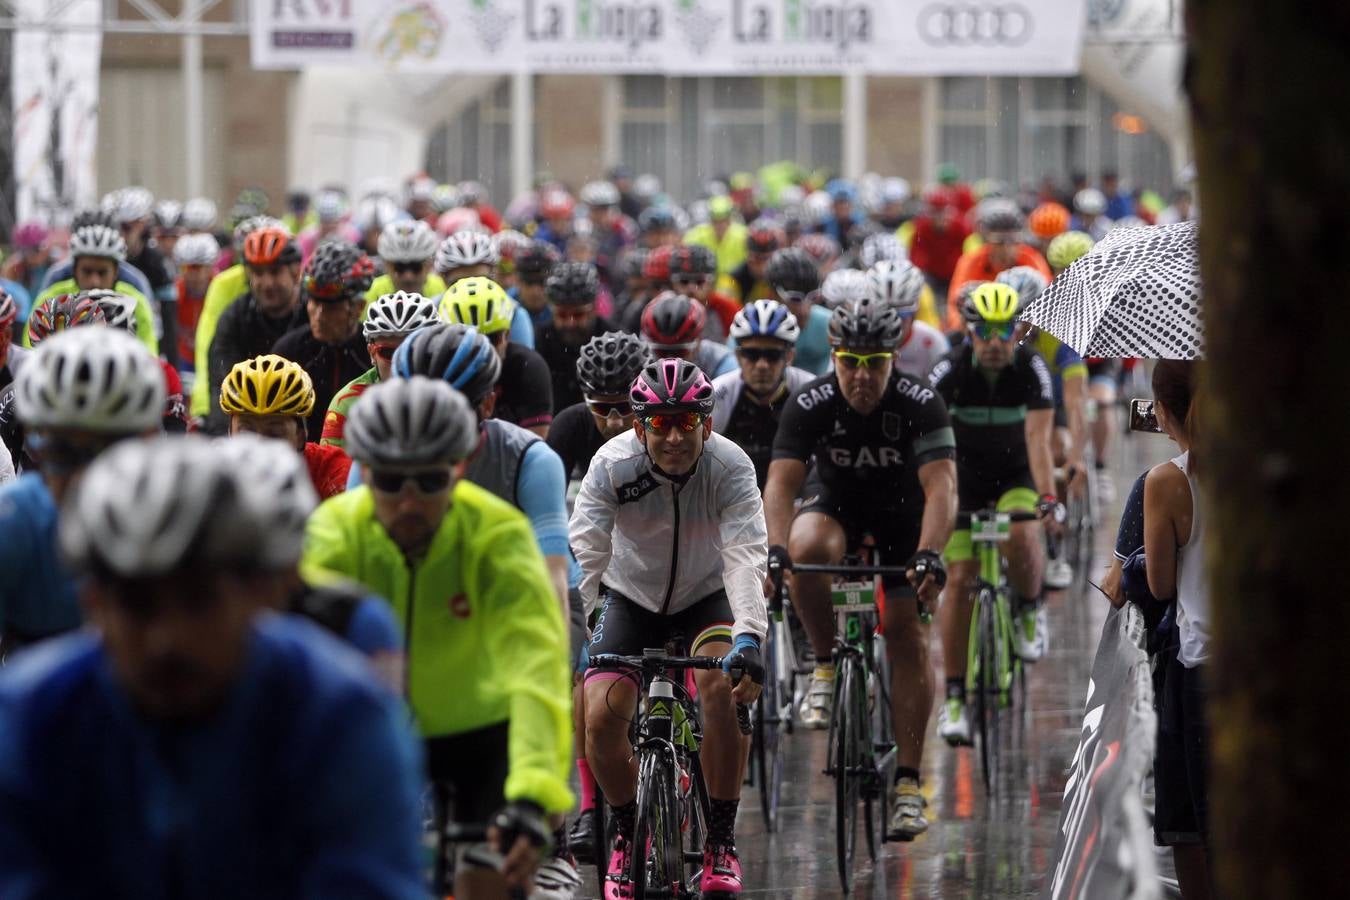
[
  {"left": 41, "top": 257, "right": 153, "bottom": 300},
  {"left": 0, "top": 615, "right": 425, "bottom": 898},
  {"left": 509, "top": 298, "right": 536, "bottom": 349},
  {"left": 0, "top": 474, "right": 81, "bottom": 641},
  {"left": 345, "top": 597, "right": 403, "bottom": 656}
]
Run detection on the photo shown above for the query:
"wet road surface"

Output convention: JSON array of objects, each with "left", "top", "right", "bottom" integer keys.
[{"left": 575, "top": 432, "right": 1175, "bottom": 899}]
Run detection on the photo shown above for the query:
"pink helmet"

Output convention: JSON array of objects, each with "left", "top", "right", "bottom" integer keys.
[
  {"left": 12, "top": 222, "right": 49, "bottom": 250},
  {"left": 630, "top": 358, "right": 715, "bottom": 416}
]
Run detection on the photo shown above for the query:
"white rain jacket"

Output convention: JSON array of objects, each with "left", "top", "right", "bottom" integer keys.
[{"left": 569, "top": 431, "right": 768, "bottom": 641}]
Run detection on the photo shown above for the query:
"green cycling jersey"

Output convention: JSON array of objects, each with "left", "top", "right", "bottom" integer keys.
[
  {"left": 364, "top": 272, "right": 447, "bottom": 304},
  {"left": 302, "top": 478, "right": 575, "bottom": 815},
  {"left": 190, "top": 265, "right": 250, "bottom": 417}
]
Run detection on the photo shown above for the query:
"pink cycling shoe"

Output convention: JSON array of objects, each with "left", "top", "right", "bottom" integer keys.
[{"left": 700, "top": 841, "right": 743, "bottom": 896}]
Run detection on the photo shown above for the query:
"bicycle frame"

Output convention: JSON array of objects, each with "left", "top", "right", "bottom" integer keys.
[{"left": 967, "top": 511, "right": 1018, "bottom": 702}]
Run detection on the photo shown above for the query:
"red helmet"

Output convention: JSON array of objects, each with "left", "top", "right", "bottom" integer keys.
[
  {"left": 641, "top": 291, "right": 705, "bottom": 348},
  {"left": 642, "top": 244, "right": 675, "bottom": 285},
  {"left": 539, "top": 189, "right": 575, "bottom": 219}
]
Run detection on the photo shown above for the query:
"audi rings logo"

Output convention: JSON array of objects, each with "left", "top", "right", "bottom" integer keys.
[{"left": 918, "top": 3, "right": 1033, "bottom": 47}]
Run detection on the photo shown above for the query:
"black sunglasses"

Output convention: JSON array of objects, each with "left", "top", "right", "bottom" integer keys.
[
  {"left": 586, "top": 398, "right": 633, "bottom": 417},
  {"left": 369, "top": 468, "right": 453, "bottom": 494},
  {"left": 737, "top": 347, "right": 786, "bottom": 364},
  {"left": 391, "top": 261, "right": 425, "bottom": 275}
]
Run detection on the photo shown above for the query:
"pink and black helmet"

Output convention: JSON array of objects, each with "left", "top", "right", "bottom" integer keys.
[{"left": 629, "top": 358, "right": 715, "bottom": 417}]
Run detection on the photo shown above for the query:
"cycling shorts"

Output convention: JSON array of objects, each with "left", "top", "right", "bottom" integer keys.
[
  {"left": 797, "top": 474, "right": 922, "bottom": 589},
  {"left": 944, "top": 476, "right": 1039, "bottom": 563},
  {"left": 568, "top": 586, "right": 587, "bottom": 672},
  {"left": 1053, "top": 402, "right": 1068, "bottom": 429},
  {"left": 584, "top": 588, "right": 733, "bottom": 685},
  {"left": 424, "top": 721, "right": 509, "bottom": 827},
  {"left": 1086, "top": 358, "right": 1122, "bottom": 388}
]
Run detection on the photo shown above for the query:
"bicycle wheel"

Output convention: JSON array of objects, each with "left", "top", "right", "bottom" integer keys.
[
  {"left": 867, "top": 632, "right": 895, "bottom": 852},
  {"left": 631, "top": 753, "right": 682, "bottom": 900},
  {"left": 833, "top": 657, "right": 862, "bottom": 894},
  {"left": 757, "top": 626, "right": 785, "bottom": 833},
  {"left": 591, "top": 793, "right": 609, "bottom": 898},
  {"left": 977, "top": 590, "right": 1002, "bottom": 795}
]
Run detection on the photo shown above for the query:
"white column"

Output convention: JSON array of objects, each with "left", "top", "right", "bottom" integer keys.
[
  {"left": 182, "top": 0, "right": 203, "bottom": 197},
  {"left": 920, "top": 77, "right": 939, "bottom": 186},
  {"left": 510, "top": 72, "right": 534, "bottom": 201},
  {"left": 842, "top": 70, "right": 866, "bottom": 179}
]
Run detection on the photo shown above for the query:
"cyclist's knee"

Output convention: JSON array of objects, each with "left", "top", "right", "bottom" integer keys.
[
  {"left": 693, "top": 666, "right": 733, "bottom": 708},
  {"left": 583, "top": 678, "right": 636, "bottom": 739},
  {"left": 788, "top": 512, "right": 846, "bottom": 563}
]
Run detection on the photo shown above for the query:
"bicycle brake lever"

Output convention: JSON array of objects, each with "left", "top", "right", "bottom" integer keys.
[{"left": 735, "top": 703, "right": 753, "bottom": 735}]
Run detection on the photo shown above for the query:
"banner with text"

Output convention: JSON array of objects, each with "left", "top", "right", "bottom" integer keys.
[
  {"left": 10, "top": 0, "right": 102, "bottom": 223},
  {"left": 251, "top": 0, "right": 1085, "bottom": 75}
]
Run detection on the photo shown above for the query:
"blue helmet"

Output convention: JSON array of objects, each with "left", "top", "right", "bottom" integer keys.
[
  {"left": 391, "top": 323, "right": 501, "bottom": 406},
  {"left": 729, "top": 299, "right": 801, "bottom": 345}
]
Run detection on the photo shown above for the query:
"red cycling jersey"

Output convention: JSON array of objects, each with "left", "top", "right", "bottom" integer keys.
[{"left": 303, "top": 442, "right": 351, "bottom": 500}]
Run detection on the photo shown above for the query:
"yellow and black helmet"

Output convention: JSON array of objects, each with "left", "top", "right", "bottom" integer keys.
[
  {"left": 960, "top": 282, "right": 1022, "bottom": 325},
  {"left": 220, "top": 354, "right": 315, "bottom": 417}
]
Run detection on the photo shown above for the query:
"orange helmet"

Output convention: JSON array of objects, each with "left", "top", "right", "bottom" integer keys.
[
  {"left": 1028, "top": 202, "right": 1071, "bottom": 240},
  {"left": 242, "top": 227, "right": 299, "bottom": 267}
]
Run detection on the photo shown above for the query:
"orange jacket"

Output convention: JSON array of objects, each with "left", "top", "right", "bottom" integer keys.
[{"left": 945, "top": 244, "right": 1053, "bottom": 331}]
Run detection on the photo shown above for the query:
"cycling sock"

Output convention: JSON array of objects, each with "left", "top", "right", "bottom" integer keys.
[
  {"left": 577, "top": 759, "right": 596, "bottom": 812},
  {"left": 707, "top": 797, "right": 739, "bottom": 846},
  {"left": 945, "top": 677, "right": 965, "bottom": 702},
  {"left": 813, "top": 664, "right": 836, "bottom": 681},
  {"left": 896, "top": 766, "right": 921, "bottom": 785},
  {"left": 610, "top": 799, "right": 637, "bottom": 841}
]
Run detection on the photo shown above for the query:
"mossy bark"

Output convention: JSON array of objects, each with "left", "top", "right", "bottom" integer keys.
[{"left": 1184, "top": 2, "right": 1350, "bottom": 897}]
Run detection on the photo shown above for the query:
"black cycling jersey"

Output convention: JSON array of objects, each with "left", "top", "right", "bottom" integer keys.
[
  {"left": 546, "top": 401, "right": 609, "bottom": 480},
  {"left": 773, "top": 371, "right": 956, "bottom": 508},
  {"left": 722, "top": 386, "right": 791, "bottom": 490},
  {"left": 534, "top": 315, "right": 614, "bottom": 413},
  {"left": 927, "top": 343, "right": 1054, "bottom": 489},
  {"left": 496, "top": 342, "right": 554, "bottom": 431}
]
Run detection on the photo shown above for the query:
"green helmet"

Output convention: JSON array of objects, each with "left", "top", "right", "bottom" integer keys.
[{"left": 1046, "top": 230, "right": 1095, "bottom": 272}]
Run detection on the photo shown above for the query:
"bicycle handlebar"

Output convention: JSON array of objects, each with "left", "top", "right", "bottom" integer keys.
[
  {"left": 588, "top": 654, "right": 754, "bottom": 735},
  {"left": 960, "top": 509, "right": 1043, "bottom": 523},
  {"left": 779, "top": 562, "right": 915, "bottom": 577}
]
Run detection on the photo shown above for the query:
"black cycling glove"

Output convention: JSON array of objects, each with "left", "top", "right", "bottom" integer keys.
[
  {"left": 491, "top": 800, "right": 553, "bottom": 855},
  {"left": 907, "top": 549, "right": 948, "bottom": 588},
  {"left": 722, "top": 635, "right": 764, "bottom": 686},
  {"left": 767, "top": 544, "right": 792, "bottom": 574}
]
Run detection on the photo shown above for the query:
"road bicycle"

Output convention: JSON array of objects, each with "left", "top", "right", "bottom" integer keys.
[
  {"left": 964, "top": 508, "right": 1041, "bottom": 794},
  {"left": 770, "top": 553, "right": 924, "bottom": 894},
  {"left": 588, "top": 646, "right": 752, "bottom": 899},
  {"left": 745, "top": 562, "right": 798, "bottom": 834}
]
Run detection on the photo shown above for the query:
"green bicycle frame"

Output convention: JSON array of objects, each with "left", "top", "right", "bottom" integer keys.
[{"left": 966, "top": 512, "right": 1018, "bottom": 703}]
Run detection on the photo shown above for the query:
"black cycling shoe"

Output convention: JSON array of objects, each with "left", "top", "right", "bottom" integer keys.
[{"left": 568, "top": 808, "right": 597, "bottom": 865}]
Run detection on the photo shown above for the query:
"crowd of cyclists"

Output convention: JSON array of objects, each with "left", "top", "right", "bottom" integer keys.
[{"left": 0, "top": 163, "right": 1179, "bottom": 898}]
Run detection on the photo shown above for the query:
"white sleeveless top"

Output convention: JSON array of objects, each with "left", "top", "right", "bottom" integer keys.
[{"left": 1171, "top": 451, "right": 1210, "bottom": 667}]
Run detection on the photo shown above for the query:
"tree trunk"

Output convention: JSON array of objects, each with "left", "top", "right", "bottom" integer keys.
[{"left": 1185, "top": 3, "right": 1350, "bottom": 897}]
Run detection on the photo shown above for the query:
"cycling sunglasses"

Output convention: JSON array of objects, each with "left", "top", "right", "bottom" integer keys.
[
  {"left": 672, "top": 274, "right": 713, "bottom": 287},
  {"left": 368, "top": 468, "right": 454, "bottom": 495},
  {"left": 304, "top": 277, "right": 352, "bottom": 302},
  {"left": 586, "top": 398, "right": 633, "bottom": 417},
  {"left": 833, "top": 349, "right": 894, "bottom": 370},
  {"left": 369, "top": 343, "right": 400, "bottom": 361},
  {"left": 737, "top": 347, "right": 787, "bottom": 364},
  {"left": 641, "top": 412, "right": 707, "bottom": 434},
  {"left": 972, "top": 321, "right": 1017, "bottom": 341},
  {"left": 390, "top": 261, "right": 425, "bottom": 275},
  {"left": 774, "top": 287, "right": 817, "bottom": 305}
]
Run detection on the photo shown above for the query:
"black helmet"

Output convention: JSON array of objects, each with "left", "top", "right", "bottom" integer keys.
[
  {"left": 576, "top": 331, "right": 651, "bottom": 396},
  {"left": 765, "top": 247, "right": 820, "bottom": 296},
  {"left": 828, "top": 298, "right": 905, "bottom": 351},
  {"left": 304, "top": 240, "right": 375, "bottom": 300},
  {"left": 0, "top": 384, "right": 32, "bottom": 472},
  {"left": 641, "top": 291, "right": 705, "bottom": 347},
  {"left": 638, "top": 206, "right": 676, "bottom": 233},
  {"left": 391, "top": 322, "right": 502, "bottom": 406},
  {"left": 516, "top": 240, "right": 560, "bottom": 285},
  {"left": 670, "top": 244, "right": 716, "bottom": 278},
  {"left": 977, "top": 199, "right": 1025, "bottom": 233},
  {"left": 618, "top": 248, "right": 649, "bottom": 281},
  {"left": 545, "top": 261, "right": 600, "bottom": 306}
]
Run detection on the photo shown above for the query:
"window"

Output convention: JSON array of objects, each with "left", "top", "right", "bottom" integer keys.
[
  {"left": 425, "top": 76, "right": 513, "bottom": 205},
  {"left": 614, "top": 76, "right": 843, "bottom": 202},
  {"left": 937, "top": 76, "right": 1174, "bottom": 191}
]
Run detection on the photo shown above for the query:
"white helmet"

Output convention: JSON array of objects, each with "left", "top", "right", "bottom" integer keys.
[
  {"left": 355, "top": 196, "right": 403, "bottom": 232},
  {"left": 729, "top": 299, "right": 801, "bottom": 345},
  {"left": 633, "top": 174, "right": 662, "bottom": 202},
  {"left": 377, "top": 219, "right": 438, "bottom": 264},
  {"left": 15, "top": 327, "right": 165, "bottom": 433},
  {"left": 994, "top": 265, "right": 1050, "bottom": 308},
  {"left": 78, "top": 289, "right": 138, "bottom": 334},
  {"left": 821, "top": 269, "right": 872, "bottom": 310},
  {"left": 867, "top": 260, "right": 927, "bottom": 315},
  {"left": 109, "top": 186, "right": 155, "bottom": 224},
  {"left": 153, "top": 200, "right": 183, "bottom": 229},
  {"left": 1074, "top": 188, "right": 1107, "bottom": 217},
  {"left": 363, "top": 291, "right": 440, "bottom": 341},
  {"left": 60, "top": 435, "right": 257, "bottom": 578},
  {"left": 859, "top": 232, "right": 907, "bottom": 268},
  {"left": 431, "top": 183, "right": 460, "bottom": 213},
  {"left": 345, "top": 376, "right": 479, "bottom": 468},
  {"left": 212, "top": 433, "right": 318, "bottom": 571},
  {"left": 580, "top": 180, "right": 621, "bottom": 208},
  {"left": 69, "top": 224, "right": 127, "bottom": 263},
  {"left": 434, "top": 231, "right": 498, "bottom": 273},
  {"left": 802, "top": 190, "right": 832, "bottom": 227},
  {"left": 181, "top": 197, "right": 218, "bottom": 231},
  {"left": 457, "top": 181, "right": 488, "bottom": 205},
  {"left": 173, "top": 232, "right": 220, "bottom": 267},
  {"left": 880, "top": 177, "right": 911, "bottom": 206},
  {"left": 314, "top": 189, "right": 349, "bottom": 224}
]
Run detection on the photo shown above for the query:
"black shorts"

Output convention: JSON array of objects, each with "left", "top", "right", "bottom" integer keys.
[
  {"left": 568, "top": 586, "right": 587, "bottom": 671},
  {"left": 585, "top": 587, "right": 734, "bottom": 675},
  {"left": 956, "top": 466, "right": 1037, "bottom": 519},
  {"left": 797, "top": 476, "right": 921, "bottom": 589},
  {"left": 424, "top": 721, "right": 509, "bottom": 827},
  {"left": 1086, "top": 358, "right": 1122, "bottom": 382},
  {"left": 1053, "top": 402, "right": 1068, "bottom": 429},
  {"left": 1153, "top": 653, "right": 1210, "bottom": 846}
]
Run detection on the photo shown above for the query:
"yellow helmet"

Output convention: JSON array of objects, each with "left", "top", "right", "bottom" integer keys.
[
  {"left": 220, "top": 354, "right": 315, "bottom": 417},
  {"left": 961, "top": 282, "right": 1022, "bottom": 325},
  {"left": 438, "top": 275, "right": 513, "bottom": 336}
]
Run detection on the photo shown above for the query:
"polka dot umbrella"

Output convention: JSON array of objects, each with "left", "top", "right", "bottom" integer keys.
[{"left": 1019, "top": 221, "right": 1203, "bottom": 360}]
